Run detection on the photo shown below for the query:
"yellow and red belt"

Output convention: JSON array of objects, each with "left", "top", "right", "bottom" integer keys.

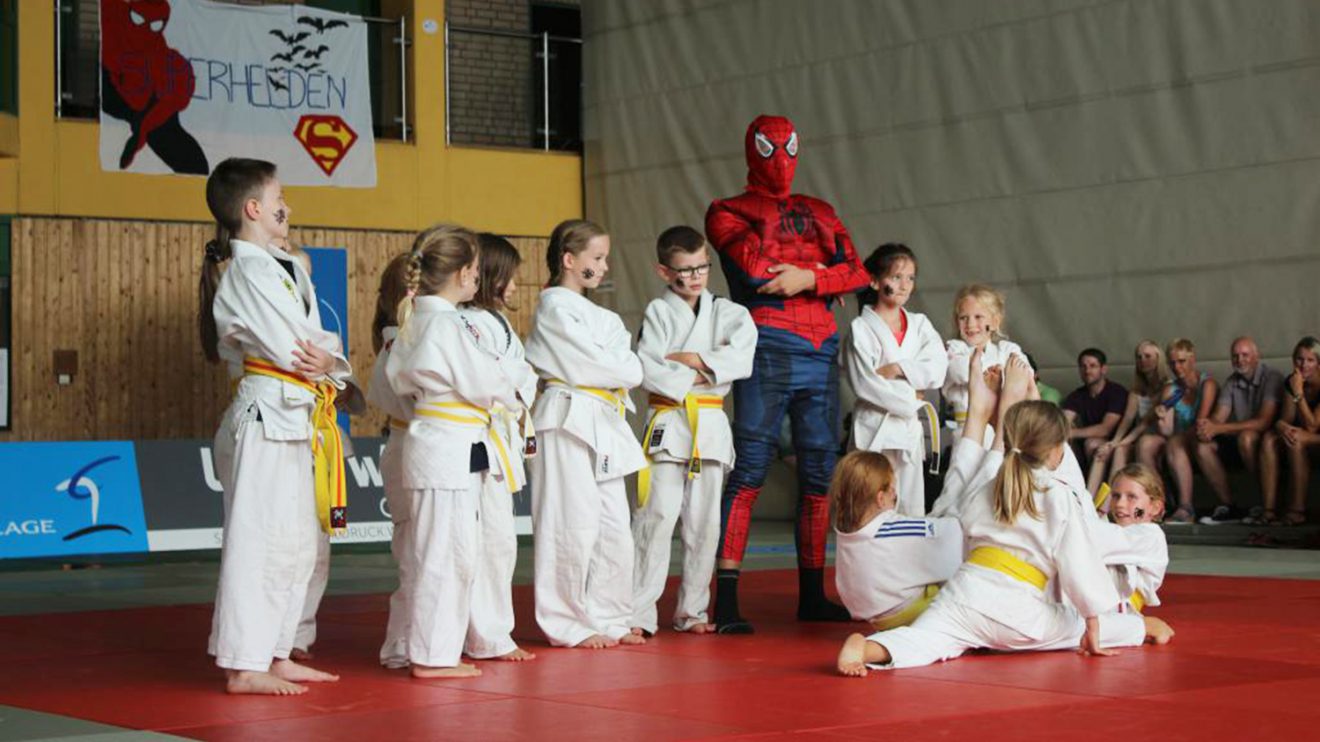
[
  {"left": 243, "top": 357, "right": 347, "bottom": 535},
  {"left": 636, "top": 393, "right": 724, "bottom": 508},
  {"left": 413, "top": 401, "right": 520, "bottom": 494},
  {"left": 870, "top": 584, "right": 941, "bottom": 632},
  {"left": 967, "top": 546, "right": 1048, "bottom": 591}
]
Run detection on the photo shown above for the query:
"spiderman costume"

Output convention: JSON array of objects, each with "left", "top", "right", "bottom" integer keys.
[{"left": 706, "top": 115, "right": 870, "bottom": 632}]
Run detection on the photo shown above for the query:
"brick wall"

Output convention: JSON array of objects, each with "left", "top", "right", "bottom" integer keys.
[{"left": 446, "top": 0, "right": 578, "bottom": 148}]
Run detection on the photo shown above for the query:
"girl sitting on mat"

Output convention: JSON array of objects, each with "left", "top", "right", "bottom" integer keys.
[{"left": 838, "top": 352, "right": 1173, "bottom": 675}]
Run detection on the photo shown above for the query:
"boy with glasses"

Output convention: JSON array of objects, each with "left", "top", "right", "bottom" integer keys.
[{"left": 629, "top": 226, "right": 758, "bottom": 637}]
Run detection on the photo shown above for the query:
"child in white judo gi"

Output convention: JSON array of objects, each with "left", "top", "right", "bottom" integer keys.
[
  {"left": 629, "top": 226, "right": 757, "bottom": 637},
  {"left": 201, "top": 158, "right": 349, "bottom": 695},
  {"left": 368, "top": 252, "right": 416, "bottom": 669},
  {"left": 525, "top": 219, "right": 648, "bottom": 649},
  {"left": 460, "top": 233, "right": 539, "bottom": 662},
  {"left": 837, "top": 352, "right": 1174, "bottom": 675},
  {"left": 842, "top": 243, "right": 947, "bottom": 516},
  {"left": 943, "top": 284, "right": 1025, "bottom": 444},
  {"left": 386, "top": 224, "right": 521, "bottom": 679},
  {"left": 1094, "top": 463, "right": 1169, "bottom": 615},
  {"left": 830, "top": 450, "right": 962, "bottom": 630}
]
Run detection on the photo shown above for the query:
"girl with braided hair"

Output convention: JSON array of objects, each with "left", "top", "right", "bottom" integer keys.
[
  {"left": 524, "top": 219, "right": 649, "bottom": 649},
  {"left": 385, "top": 225, "right": 521, "bottom": 678}
]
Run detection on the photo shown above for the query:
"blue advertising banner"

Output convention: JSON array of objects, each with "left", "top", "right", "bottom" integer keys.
[
  {"left": 305, "top": 246, "right": 350, "bottom": 431},
  {"left": 0, "top": 442, "right": 149, "bottom": 559}
]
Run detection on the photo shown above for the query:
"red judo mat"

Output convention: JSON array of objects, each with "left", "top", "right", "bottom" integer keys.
[{"left": 2, "top": 569, "right": 1319, "bottom": 741}]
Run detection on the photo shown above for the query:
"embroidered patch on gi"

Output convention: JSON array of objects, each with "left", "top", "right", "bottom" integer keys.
[
  {"left": 281, "top": 276, "right": 298, "bottom": 300},
  {"left": 524, "top": 436, "right": 538, "bottom": 457},
  {"left": 600, "top": 454, "right": 610, "bottom": 474},
  {"left": 460, "top": 315, "right": 482, "bottom": 344},
  {"left": 330, "top": 507, "right": 347, "bottom": 530},
  {"left": 648, "top": 424, "right": 666, "bottom": 449}
]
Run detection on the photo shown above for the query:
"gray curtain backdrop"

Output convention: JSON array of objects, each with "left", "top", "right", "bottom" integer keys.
[{"left": 581, "top": 0, "right": 1320, "bottom": 516}]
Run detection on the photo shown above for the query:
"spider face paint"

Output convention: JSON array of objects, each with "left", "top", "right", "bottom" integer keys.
[
  {"left": 581, "top": 268, "right": 595, "bottom": 281},
  {"left": 274, "top": 208, "right": 287, "bottom": 225}
]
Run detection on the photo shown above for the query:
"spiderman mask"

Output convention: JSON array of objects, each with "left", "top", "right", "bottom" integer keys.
[{"left": 745, "top": 115, "right": 798, "bottom": 199}]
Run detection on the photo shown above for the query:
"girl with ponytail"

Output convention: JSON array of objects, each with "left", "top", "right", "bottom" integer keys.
[
  {"left": 366, "top": 251, "right": 416, "bottom": 670},
  {"left": 201, "top": 158, "right": 351, "bottom": 696},
  {"left": 459, "top": 234, "right": 539, "bottom": 662},
  {"left": 523, "top": 218, "right": 649, "bottom": 649},
  {"left": 837, "top": 353, "right": 1173, "bottom": 675},
  {"left": 384, "top": 224, "right": 522, "bottom": 679}
]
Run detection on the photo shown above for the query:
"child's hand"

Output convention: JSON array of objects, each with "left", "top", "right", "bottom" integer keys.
[
  {"left": 293, "top": 340, "right": 335, "bottom": 379},
  {"left": 666, "top": 352, "right": 711, "bottom": 372},
  {"left": 1078, "top": 616, "right": 1115, "bottom": 657},
  {"left": 876, "top": 363, "right": 903, "bottom": 379}
]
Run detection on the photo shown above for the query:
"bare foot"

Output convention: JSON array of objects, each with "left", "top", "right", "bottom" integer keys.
[
  {"left": 576, "top": 634, "right": 618, "bottom": 649},
  {"left": 270, "top": 658, "right": 339, "bottom": 683},
  {"left": 495, "top": 647, "right": 537, "bottom": 661},
  {"left": 225, "top": 670, "right": 307, "bottom": 696},
  {"left": 629, "top": 627, "right": 646, "bottom": 636},
  {"left": 836, "top": 633, "right": 870, "bottom": 677},
  {"left": 1144, "top": 616, "right": 1176, "bottom": 645},
  {"left": 412, "top": 662, "right": 482, "bottom": 678},
  {"left": 619, "top": 633, "right": 647, "bottom": 645},
  {"left": 685, "top": 623, "right": 716, "bottom": 634},
  {"left": 289, "top": 647, "right": 313, "bottom": 662},
  {"left": 999, "top": 355, "right": 1032, "bottom": 418}
]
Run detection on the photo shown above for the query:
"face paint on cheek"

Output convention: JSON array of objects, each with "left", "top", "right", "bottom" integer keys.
[
  {"left": 581, "top": 268, "right": 595, "bottom": 281},
  {"left": 274, "top": 209, "right": 287, "bottom": 225}
]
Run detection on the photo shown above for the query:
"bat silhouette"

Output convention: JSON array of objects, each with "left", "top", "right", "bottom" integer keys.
[
  {"left": 302, "top": 45, "right": 331, "bottom": 59},
  {"left": 269, "top": 29, "right": 311, "bottom": 45},
  {"left": 271, "top": 51, "right": 295, "bottom": 63},
  {"left": 295, "top": 62, "right": 323, "bottom": 72},
  {"left": 297, "top": 16, "right": 349, "bottom": 33},
  {"left": 267, "top": 75, "right": 288, "bottom": 92},
  {"left": 289, "top": 44, "right": 306, "bottom": 56}
]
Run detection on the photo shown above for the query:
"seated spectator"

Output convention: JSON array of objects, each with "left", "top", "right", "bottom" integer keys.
[
  {"left": 1256, "top": 337, "right": 1320, "bottom": 526},
  {"left": 1150, "top": 338, "right": 1218, "bottom": 524},
  {"left": 1193, "top": 336, "right": 1282, "bottom": 524},
  {"left": 1090, "top": 340, "right": 1170, "bottom": 497},
  {"left": 1062, "top": 348, "right": 1127, "bottom": 475}
]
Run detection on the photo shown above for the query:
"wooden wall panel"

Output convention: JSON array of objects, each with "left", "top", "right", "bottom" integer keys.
[{"left": 1, "top": 217, "right": 548, "bottom": 442}]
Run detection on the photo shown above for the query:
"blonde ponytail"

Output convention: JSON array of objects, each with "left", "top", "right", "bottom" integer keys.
[
  {"left": 396, "top": 224, "right": 480, "bottom": 338},
  {"left": 992, "top": 401, "right": 1068, "bottom": 524}
]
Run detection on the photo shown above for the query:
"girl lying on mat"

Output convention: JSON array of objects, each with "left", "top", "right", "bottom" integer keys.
[{"left": 837, "top": 352, "right": 1174, "bottom": 675}]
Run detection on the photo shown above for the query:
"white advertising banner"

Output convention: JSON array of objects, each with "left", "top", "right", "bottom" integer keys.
[{"left": 99, "top": 0, "right": 376, "bottom": 187}]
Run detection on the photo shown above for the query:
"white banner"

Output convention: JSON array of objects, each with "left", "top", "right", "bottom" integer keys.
[{"left": 99, "top": 0, "right": 377, "bottom": 187}]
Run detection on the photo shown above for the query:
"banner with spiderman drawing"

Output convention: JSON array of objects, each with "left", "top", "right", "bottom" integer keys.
[{"left": 98, "top": 0, "right": 377, "bottom": 187}]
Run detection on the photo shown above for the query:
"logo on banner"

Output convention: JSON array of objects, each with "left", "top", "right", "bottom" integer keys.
[
  {"left": 54, "top": 456, "right": 135, "bottom": 541},
  {"left": 294, "top": 115, "right": 359, "bottom": 177},
  {"left": 0, "top": 441, "right": 148, "bottom": 559}
]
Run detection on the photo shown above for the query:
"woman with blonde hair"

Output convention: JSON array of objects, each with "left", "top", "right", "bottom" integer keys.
[{"left": 1089, "top": 340, "right": 1171, "bottom": 500}]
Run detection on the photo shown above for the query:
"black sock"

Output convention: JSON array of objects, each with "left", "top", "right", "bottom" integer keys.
[
  {"left": 797, "top": 567, "right": 851, "bottom": 621},
  {"left": 715, "top": 568, "right": 742, "bottom": 623},
  {"left": 798, "top": 567, "right": 827, "bottom": 604}
]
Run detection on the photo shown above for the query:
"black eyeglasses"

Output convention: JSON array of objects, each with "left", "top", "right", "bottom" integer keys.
[{"left": 664, "top": 263, "right": 712, "bottom": 279}]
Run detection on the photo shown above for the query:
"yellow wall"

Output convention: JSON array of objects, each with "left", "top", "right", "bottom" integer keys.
[{"left": 1, "top": 0, "right": 581, "bottom": 234}]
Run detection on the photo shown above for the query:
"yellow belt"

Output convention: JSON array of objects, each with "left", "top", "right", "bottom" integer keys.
[
  {"left": 1129, "top": 590, "right": 1145, "bottom": 614},
  {"left": 547, "top": 378, "right": 627, "bottom": 417},
  {"left": 869, "top": 584, "right": 940, "bottom": 631},
  {"left": 388, "top": 417, "right": 408, "bottom": 431},
  {"left": 243, "top": 357, "right": 347, "bottom": 535},
  {"left": 918, "top": 400, "right": 941, "bottom": 474},
  {"left": 414, "top": 401, "right": 520, "bottom": 494},
  {"left": 637, "top": 393, "right": 724, "bottom": 508},
  {"left": 1094, "top": 482, "right": 1111, "bottom": 511},
  {"left": 954, "top": 410, "right": 969, "bottom": 423},
  {"left": 967, "top": 546, "right": 1048, "bottom": 591}
]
